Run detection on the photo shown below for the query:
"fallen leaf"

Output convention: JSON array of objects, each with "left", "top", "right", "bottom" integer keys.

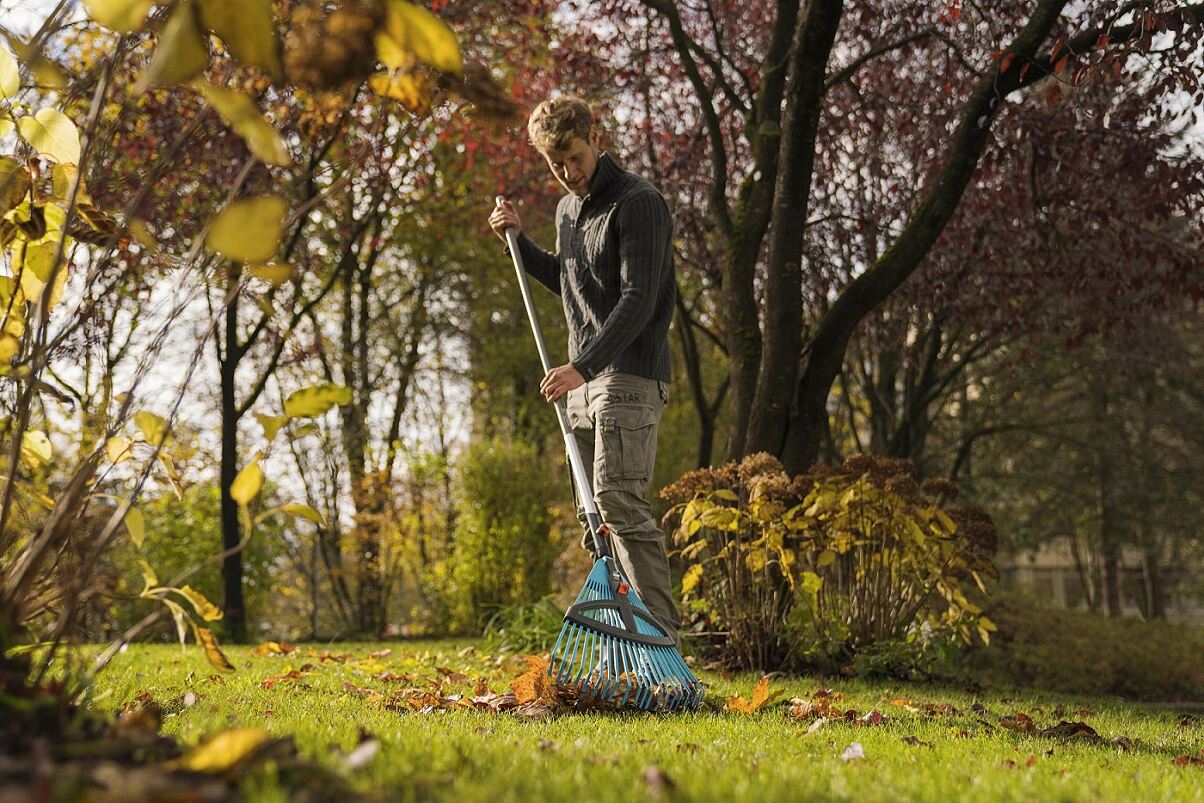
[
  {"left": 841, "top": 742, "right": 865, "bottom": 762},
  {"left": 537, "top": 739, "right": 557, "bottom": 751},
  {"left": 1026, "top": 755, "right": 1038, "bottom": 767},
  {"left": 341, "top": 738, "right": 380, "bottom": 771},
  {"left": 510, "top": 655, "right": 555, "bottom": 705},
  {"left": 170, "top": 728, "right": 271, "bottom": 773},
  {"left": 726, "top": 676, "right": 779, "bottom": 715},
  {"left": 1172, "top": 754, "right": 1204, "bottom": 767},
  {"left": 1179, "top": 715, "right": 1200, "bottom": 729},
  {"left": 1039, "top": 721, "right": 1102, "bottom": 743},
  {"left": 999, "top": 713, "right": 1036, "bottom": 733},
  {"left": 369, "top": 648, "right": 393, "bottom": 658},
  {"left": 901, "top": 736, "right": 933, "bottom": 749},
  {"left": 805, "top": 718, "right": 827, "bottom": 735},
  {"left": 857, "top": 710, "right": 887, "bottom": 727},
  {"left": 642, "top": 766, "right": 675, "bottom": 799}
]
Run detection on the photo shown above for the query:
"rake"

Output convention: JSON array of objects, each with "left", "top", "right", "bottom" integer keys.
[{"left": 501, "top": 211, "right": 704, "bottom": 713}]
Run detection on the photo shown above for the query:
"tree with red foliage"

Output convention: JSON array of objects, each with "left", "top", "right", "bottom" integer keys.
[{"left": 557, "top": 1, "right": 1204, "bottom": 473}]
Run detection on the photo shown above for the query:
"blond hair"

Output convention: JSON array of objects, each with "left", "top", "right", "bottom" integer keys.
[{"left": 527, "top": 95, "right": 594, "bottom": 153}]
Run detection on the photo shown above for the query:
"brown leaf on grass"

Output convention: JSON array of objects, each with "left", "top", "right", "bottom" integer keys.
[
  {"left": 252, "top": 641, "right": 297, "bottom": 656},
  {"left": 725, "top": 676, "right": 780, "bottom": 715},
  {"left": 857, "top": 710, "right": 888, "bottom": 727},
  {"left": 368, "top": 648, "right": 392, "bottom": 658},
  {"left": 1026, "top": 755, "right": 1038, "bottom": 767},
  {"left": 260, "top": 669, "right": 308, "bottom": 689},
  {"left": 1179, "top": 715, "right": 1200, "bottom": 729},
  {"left": 310, "top": 650, "right": 353, "bottom": 663},
  {"left": 901, "top": 736, "right": 933, "bottom": 749},
  {"left": 436, "top": 666, "right": 471, "bottom": 684},
  {"left": 1039, "top": 721, "right": 1102, "bottom": 743},
  {"left": 513, "top": 701, "right": 554, "bottom": 721},
  {"left": 999, "top": 713, "right": 1036, "bottom": 733},
  {"left": 473, "top": 679, "right": 491, "bottom": 696},
  {"left": 642, "top": 766, "right": 676, "bottom": 799},
  {"left": 511, "top": 656, "right": 556, "bottom": 705},
  {"left": 1172, "top": 751, "right": 1204, "bottom": 767},
  {"left": 1111, "top": 736, "right": 1134, "bottom": 751}
]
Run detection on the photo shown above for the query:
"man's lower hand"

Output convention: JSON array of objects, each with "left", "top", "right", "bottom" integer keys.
[{"left": 540, "top": 364, "right": 585, "bottom": 403}]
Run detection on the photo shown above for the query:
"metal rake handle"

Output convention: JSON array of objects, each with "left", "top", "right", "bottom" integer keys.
[{"left": 500, "top": 208, "right": 609, "bottom": 558}]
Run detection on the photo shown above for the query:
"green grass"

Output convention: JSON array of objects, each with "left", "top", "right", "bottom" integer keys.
[{"left": 84, "top": 640, "right": 1204, "bottom": 802}]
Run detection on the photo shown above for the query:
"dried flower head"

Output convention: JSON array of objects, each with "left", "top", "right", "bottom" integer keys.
[{"left": 737, "top": 452, "right": 785, "bottom": 485}]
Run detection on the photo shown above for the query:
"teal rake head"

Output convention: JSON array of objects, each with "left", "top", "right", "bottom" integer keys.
[{"left": 549, "top": 557, "right": 704, "bottom": 712}]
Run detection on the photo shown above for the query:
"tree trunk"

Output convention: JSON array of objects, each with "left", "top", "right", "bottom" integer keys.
[
  {"left": 219, "top": 266, "right": 246, "bottom": 642},
  {"left": 1095, "top": 389, "right": 1122, "bottom": 618}
]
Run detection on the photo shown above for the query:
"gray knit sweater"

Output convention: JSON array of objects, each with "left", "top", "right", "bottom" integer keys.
[{"left": 513, "top": 152, "right": 675, "bottom": 383}]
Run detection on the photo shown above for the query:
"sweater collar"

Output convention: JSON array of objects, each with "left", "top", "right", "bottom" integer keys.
[{"left": 584, "top": 151, "right": 622, "bottom": 200}]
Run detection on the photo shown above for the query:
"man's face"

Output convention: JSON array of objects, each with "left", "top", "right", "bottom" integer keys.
[{"left": 540, "top": 128, "right": 600, "bottom": 197}]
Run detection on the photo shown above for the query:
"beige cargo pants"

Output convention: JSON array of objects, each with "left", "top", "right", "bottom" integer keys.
[{"left": 565, "top": 371, "right": 681, "bottom": 645}]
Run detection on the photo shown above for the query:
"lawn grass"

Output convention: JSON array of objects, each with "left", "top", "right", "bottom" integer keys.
[{"left": 84, "top": 639, "right": 1204, "bottom": 802}]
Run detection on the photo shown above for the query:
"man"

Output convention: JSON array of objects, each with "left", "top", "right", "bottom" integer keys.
[{"left": 487, "top": 95, "right": 680, "bottom": 643}]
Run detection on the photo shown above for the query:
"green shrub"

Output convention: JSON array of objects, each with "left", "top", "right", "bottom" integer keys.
[
  {"left": 661, "top": 453, "right": 997, "bottom": 673},
  {"left": 964, "top": 592, "right": 1204, "bottom": 701},
  {"left": 482, "top": 596, "right": 565, "bottom": 654},
  {"left": 442, "top": 436, "right": 560, "bottom": 632}
]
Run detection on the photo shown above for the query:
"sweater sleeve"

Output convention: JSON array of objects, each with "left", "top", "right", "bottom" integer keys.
[
  {"left": 510, "top": 232, "right": 560, "bottom": 295},
  {"left": 570, "top": 191, "right": 671, "bottom": 380}
]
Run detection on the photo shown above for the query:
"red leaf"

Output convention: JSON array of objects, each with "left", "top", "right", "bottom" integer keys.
[
  {"left": 999, "top": 52, "right": 1016, "bottom": 73},
  {"left": 1095, "top": 33, "right": 1110, "bottom": 50}
]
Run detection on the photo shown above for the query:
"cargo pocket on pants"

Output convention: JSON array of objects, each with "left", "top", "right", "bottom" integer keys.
[{"left": 599, "top": 404, "right": 657, "bottom": 481}]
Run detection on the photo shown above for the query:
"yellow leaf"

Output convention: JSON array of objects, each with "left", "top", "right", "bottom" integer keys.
[
  {"left": 283, "top": 383, "right": 352, "bottom": 417},
  {"left": 129, "top": 218, "right": 157, "bottom": 250},
  {"left": 178, "top": 584, "right": 223, "bottom": 621},
  {"left": 137, "top": 558, "right": 158, "bottom": 592},
  {"left": 817, "top": 549, "right": 836, "bottom": 568},
  {"left": 0, "top": 157, "right": 30, "bottom": 215},
  {"left": 256, "top": 413, "right": 288, "bottom": 441},
  {"left": 194, "top": 624, "right": 236, "bottom": 673},
  {"left": 140, "top": 0, "right": 209, "bottom": 89},
  {"left": 20, "top": 430, "right": 51, "bottom": 466},
  {"left": 134, "top": 410, "right": 168, "bottom": 445},
  {"left": 725, "top": 676, "right": 778, "bottom": 715},
  {"left": 247, "top": 263, "right": 293, "bottom": 286},
  {"left": 51, "top": 163, "right": 89, "bottom": 203},
  {"left": 381, "top": 0, "right": 461, "bottom": 75},
  {"left": 749, "top": 676, "right": 774, "bottom": 710},
  {"left": 84, "top": 0, "right": 153, "bottom": 32},
  {"left": 0, "top": 44, "right": 17, "bottom": 99},
  {"left": 230, "top": 460, "right": 264, "bottom": 506},
  {"left": 172, "top": 727, "right": 268, "bottom": 772},
  {"left": 197, "top": 0, "right": 282, "bottom": 81},
  {"left": 198, "top": 83, "right": 289, "bottom": 166},
  {"left": 17, "top": 108, "right": 81, "bottom": 164},
  {"left": 105, "top": 435, "right": 132, "bottom": 463},
  {"left": 368, "top": 70, "right": 432, "bottom": 114},
  {"left": 282, "top": 503, "right": 325, "bottom": 526},
  {"left": 680, "top": 563, "right": 703, "bottom": 596},
  {"left": 124, "top": 504, "right": 145, "bottom": 548},
  {"left": 205, "top": 194, "right": 286, "bottom": 263},
  {"left": 0, "top": 333, "right": 17, "bottom": 362}
]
